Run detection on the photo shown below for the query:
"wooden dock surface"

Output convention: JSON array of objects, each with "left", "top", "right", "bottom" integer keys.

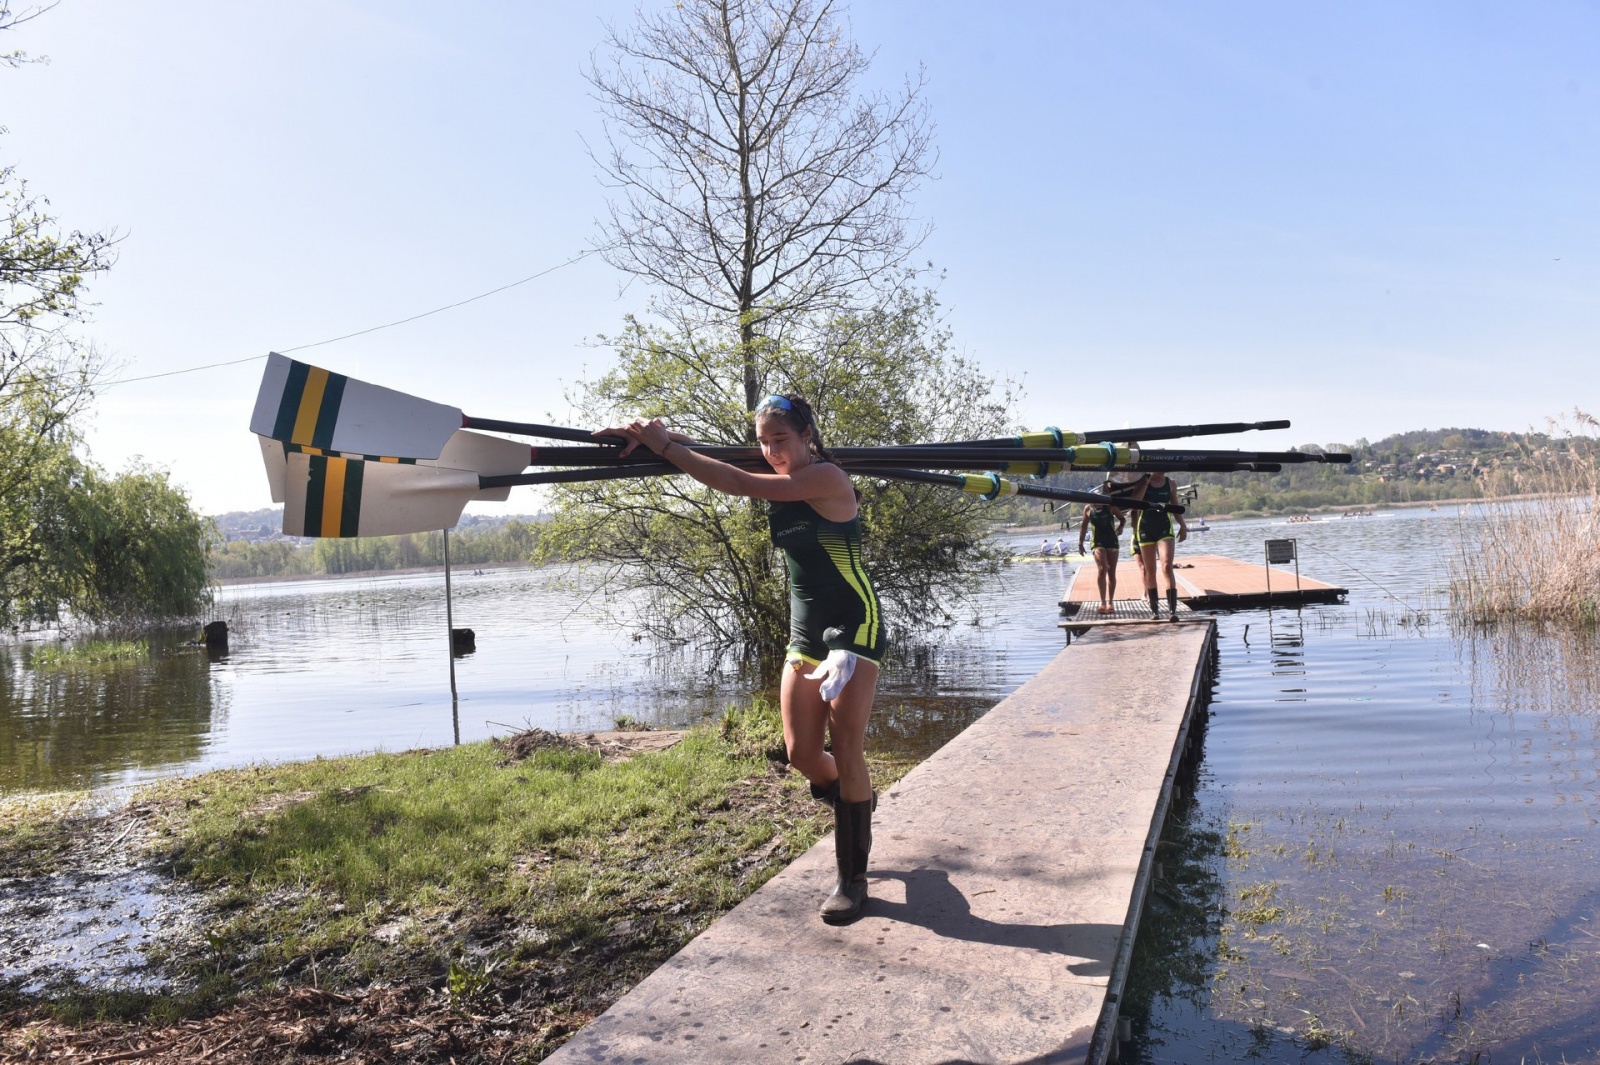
[
  {"left": 1061, "top": 552, "right": 1346, "bottom": 615},
  {"left": 545, "top": 623, "right": 1217, "bottom": 1065}
]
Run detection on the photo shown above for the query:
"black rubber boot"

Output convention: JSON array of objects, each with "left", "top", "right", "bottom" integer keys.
[
  {"left": 1167, "top": 588, "right": 1178, "bottom": 619},
  {"left": 809, "top": 778, "right": 840, "bottom": 808},
  {"left": 820, "top": 799, "right": 873, "bottom": 924},
  {"left": 1147, "top": 589, "right": 1161, "bottom": 616}
]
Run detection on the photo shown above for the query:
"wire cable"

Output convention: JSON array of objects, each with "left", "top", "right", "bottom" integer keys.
[{"left": 91, "top": 248, "right": 598, "bottom": 389}]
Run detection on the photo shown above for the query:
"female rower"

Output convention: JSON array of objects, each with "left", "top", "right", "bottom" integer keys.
[
  {"left": 1077, "top": 501, "right": 1124, "bottom": 614},
  {"left": 1131, "top": 470, "right": 1188, "bottom": 617},
  {"left": 598, "top": 394, "right": 884, "bottom": 925}
]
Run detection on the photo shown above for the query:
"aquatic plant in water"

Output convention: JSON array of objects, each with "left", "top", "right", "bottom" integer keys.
[{"left": 28, "top": 639, "right": 150, "bottom": 670}]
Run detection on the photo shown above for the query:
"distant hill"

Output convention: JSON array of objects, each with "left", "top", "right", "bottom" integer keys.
[
  {"left": 206, "top": 511, "right": 545, "bottom": 579},
  {"left": 209, "top": 509, "right": 543, "bottom": 544}
]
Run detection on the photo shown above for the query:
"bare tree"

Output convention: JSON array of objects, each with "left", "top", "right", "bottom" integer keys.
[
  {"left": 588, "top": 0, "right": 935, "bottom": 418},
  {"left": 1, "top": 1, "right": 56, "bottom": 68}
]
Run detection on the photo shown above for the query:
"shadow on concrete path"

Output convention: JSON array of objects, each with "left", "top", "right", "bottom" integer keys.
[{"left": 865, "top": 868, "right": 1119, "bottom": 978}]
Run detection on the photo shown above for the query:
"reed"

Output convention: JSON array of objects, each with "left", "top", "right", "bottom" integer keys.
[{"left": 1449, "top": 412, "right": 1600, "bottom": 626}]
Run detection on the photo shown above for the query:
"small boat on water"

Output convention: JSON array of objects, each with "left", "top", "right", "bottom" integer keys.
[{"left": 1189, "top": 518, "right": 1210, "bottom": 532}]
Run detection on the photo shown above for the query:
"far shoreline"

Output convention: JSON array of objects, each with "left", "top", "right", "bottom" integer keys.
[
  {"left": 214, "top": 492, "right": 1557, "bottom": 586},
  {"left": 993, "top": 492, "right": 1546, "bottom": 538}
]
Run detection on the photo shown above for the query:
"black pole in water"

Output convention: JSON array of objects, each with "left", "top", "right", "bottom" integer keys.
[{"left": 444, "top": 528, "right": 460, "bottom": 743}]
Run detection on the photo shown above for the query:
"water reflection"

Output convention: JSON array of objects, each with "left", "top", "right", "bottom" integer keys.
[
  {"left": 0, "top": 632, "right": 224, "bottom": 792},
  {"left": 1123, "top": 509, "right": 1600, "bottom": 1064}
]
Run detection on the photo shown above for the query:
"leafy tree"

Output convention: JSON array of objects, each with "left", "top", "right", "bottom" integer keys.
[
  {"left": 0, "top": 4, "right": 202, "bottom": 627},
  {"left": 563, "top": 0, "right": 1007, "bottom": 667},
  {"left": 541, "top": 287, "right": 1016, "bottom": 669},
  {"left": 62, "top": 466, "right": 213, "bottom": 624}
]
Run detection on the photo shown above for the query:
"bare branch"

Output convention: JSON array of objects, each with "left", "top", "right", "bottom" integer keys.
[{"left": 587, "top": 0, "right": 934, "bottom": 348}]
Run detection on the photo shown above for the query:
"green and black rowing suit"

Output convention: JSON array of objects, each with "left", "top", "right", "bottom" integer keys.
[
  {"left": 769, "top": 496, "right": 886, "bottom": 666},
  {"left": 1088, "top": 507, "right": 1120, "bottom": 552},
  {"left": 1132, "top": 477, "right": 1175, "bottom": 548}
]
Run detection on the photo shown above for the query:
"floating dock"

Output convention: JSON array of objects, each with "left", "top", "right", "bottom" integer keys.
[
  {"left": 1060, "top": 552, "right": 1346, "bottom": 617},
  {"left": 545, "top": 622, "right": 1217, "bottom": 1065}
]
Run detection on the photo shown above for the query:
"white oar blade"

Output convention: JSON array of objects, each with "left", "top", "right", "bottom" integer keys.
[
  {"left": 437, "top": 428, "right": 532, "bottom": 476},
  {"left": 259, "top": 436, "right": 288, "bottom": 503},
  {"left": 258, "top": 426, "right": 522, "bottom": 512},
  {"left": 282, "top": 452, "right": 505, "bottom": 538},
  {"left": 250, "top": 351, "right": 463, "bottom": 459}
]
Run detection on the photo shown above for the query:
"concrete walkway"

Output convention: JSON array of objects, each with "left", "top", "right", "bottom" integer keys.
[{"left": 547, "top": 622, "right": 1217, "bottom": 1065}]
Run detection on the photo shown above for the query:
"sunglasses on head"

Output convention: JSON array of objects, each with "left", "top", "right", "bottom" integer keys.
[{"left": 757, "top": 394, "right": 793, "bottom": 412}]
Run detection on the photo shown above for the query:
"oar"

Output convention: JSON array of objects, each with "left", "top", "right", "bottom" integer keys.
[
  {"left": 256, "top": 429, "right": 536, "bottom": 504},
  {"left": 277, "top": 452, "right": 1187, "bottom": 539},
  {"left": 901, "top": 420, "right": 1292, "bottom": 448},
  {"left": 850, "top": 468, "right": 1185, "bottom": 512},
  {"left": 273, "top": 453, "right": 692, "bottom": 538},
  {"left": 511, "top": 443, "right": 1345, "bottom": 471},
  {"left": 253, "top": 354, "right": 1309, "bottom": 462},
  {"left": 479, "top": 457, "right": 1282, "bottom": 487},
  {"left": 250, "top": 352, "right": 606, "bottom": 460}
]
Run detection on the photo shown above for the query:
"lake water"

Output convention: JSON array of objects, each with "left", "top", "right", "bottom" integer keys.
[{"left": 3, "top": 503, "right": 1598, "bottom": 1062}]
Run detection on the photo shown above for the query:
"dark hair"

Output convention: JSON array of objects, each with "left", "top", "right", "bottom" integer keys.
[{"left": 755, "top": 393, "right": 838, "bottom": 465}]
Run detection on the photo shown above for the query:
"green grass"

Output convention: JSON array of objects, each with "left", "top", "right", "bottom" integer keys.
[
  {"left": 153, "top": 730, "right": 765, "bottom": 910},
  {"left": 0, "top": 792, "right": 94, "bottom": 877},
  {"left": 5, "top": 696, "right": 924, "bottom": 1056},
  {"left": 124, "top": 697, "right": 893, "bottom": 1003},
  {"left": 29, "top": 640, "right": 149, "bottom": 670}
]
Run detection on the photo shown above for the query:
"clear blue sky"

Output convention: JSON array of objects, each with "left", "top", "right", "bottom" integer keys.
[{"left": 7, "top": 1, "right": 1596, "bottom": 515}]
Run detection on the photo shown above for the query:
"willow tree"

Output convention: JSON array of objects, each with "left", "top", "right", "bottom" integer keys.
[{"left": 0, "top": 3, "right": 208, "bottom": 626}]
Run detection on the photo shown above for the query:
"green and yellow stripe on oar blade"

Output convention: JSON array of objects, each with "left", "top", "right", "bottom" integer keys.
[
  {"left": 257, "top": 429, "right": 530, "bottom": 505},
  {"left": 281, "top": 453, "right": 502, "bottom": 538},
  {"left": 250, "top": 352, "right": 465, "bottom": 459}
]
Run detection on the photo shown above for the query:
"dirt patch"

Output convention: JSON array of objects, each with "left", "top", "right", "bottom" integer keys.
[
  {"left": 1, "top": 984, "right": 595, "bottom": 1064},
  {"left": 493, "top": 727, "right": 684, "bottom": 766}
]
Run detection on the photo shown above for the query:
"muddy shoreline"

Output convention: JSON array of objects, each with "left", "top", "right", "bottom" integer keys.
[{"left": 0, "top": 723, "right": 914, "bottom": 1063}]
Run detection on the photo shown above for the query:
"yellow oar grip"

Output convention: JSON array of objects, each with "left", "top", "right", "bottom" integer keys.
[{"left": 1067, "top": 444, "right": 1134, "bottom": 468}]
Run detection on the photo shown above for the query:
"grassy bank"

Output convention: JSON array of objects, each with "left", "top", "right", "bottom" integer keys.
[{"left": 1, "top": 699, "right": 923, "bottom": 1062}]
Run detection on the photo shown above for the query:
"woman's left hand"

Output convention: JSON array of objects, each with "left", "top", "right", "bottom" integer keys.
[
  {"left": 594, "top": 418, "right": 673, "bottom": 458},
  {"left": 593, "top": 423, "right": 645, "bottom": 457},
  {"left": 627, "top": 418, "right": 673, "bottom": 457}
]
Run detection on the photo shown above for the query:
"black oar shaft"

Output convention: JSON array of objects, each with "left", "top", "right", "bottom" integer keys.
[
  {"left": 1075, "top": 419, "right": 1292, "bottom": 443},
  {"left": 897, "top": 419, "right": 1293, "bottom": 448},
  {"left": 846, "top": 469, "right": 1184, "bottom": 513},
  {"left": 479, "top": 457, "right": 1279, "bottom": 491},
  {"left": 480, "top": 464, "right": 674, "bottom": 488},
  {"left": 464, "top": 416, "right": 618, "bottom": 446},
  {"left": 521, "top": 444, "right": 1345, "bottom": 467},
  {"left": 464, "top": 417, "right": 1293, "bottom": 451}
]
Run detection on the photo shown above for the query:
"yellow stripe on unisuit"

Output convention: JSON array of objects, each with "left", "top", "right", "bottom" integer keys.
[
  {"left": 291, "top": 366, "right": 330, "bottom": 445},
  {"left": 320, "top": 456, "right": 347, "bottom": 538}
]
